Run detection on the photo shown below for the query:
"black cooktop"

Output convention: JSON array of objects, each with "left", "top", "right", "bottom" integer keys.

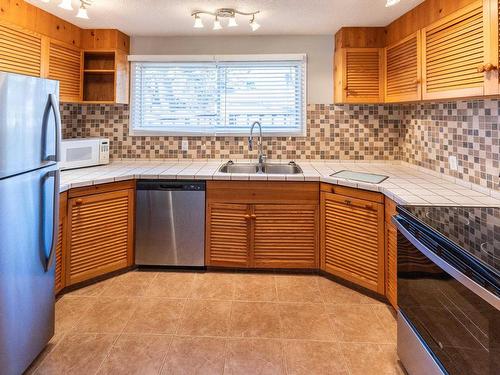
[{"left": 398, "top": 206, "right": 500, "bottom": 274}]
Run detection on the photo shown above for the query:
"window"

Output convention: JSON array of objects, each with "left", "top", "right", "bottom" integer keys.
[{"left": 129, "top": 55, "right": 306, "bottom": 136}]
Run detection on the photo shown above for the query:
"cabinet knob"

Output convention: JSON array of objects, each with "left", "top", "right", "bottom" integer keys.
[
  {"left": 413, "top": 78, "right": 421, "bottom": 85},
  {"left": 75, "top": 198, "right": 83, "bottom": 205},
  {"left": 477, "top": 65, "right": 486, "bottom": 73},
  {"left": 243, "top": 214, "right": 251, "bottom": 219},
  {"left": 484, "top": 63, "right": 498, "bottom": 72},
  {"left": 250, "top": 214, "right": 257, "bottom": 219}
]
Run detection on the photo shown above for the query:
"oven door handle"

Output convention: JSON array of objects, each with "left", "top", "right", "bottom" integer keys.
[{"left": 393, "top": 216, "right": 500, "bottom": 310}]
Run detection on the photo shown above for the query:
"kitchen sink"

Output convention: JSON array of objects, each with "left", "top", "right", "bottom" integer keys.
[
  {"left": 218, "top": 162, "right": 260, "bottom": 174},
  {"left": 218, "top": 161, "right": 302, "bottom": 174},
  {"left": 262, "top": 162, "right": 302, "bottom": 174}
]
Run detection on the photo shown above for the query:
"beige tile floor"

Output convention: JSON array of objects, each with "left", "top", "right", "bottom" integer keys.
[{"left": 26, "top": 271, "right": 403, "bottom": 375}]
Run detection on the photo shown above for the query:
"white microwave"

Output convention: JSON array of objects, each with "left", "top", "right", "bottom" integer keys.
[{"left": 60, "top": 138, "right": 110, "bottom": 170}]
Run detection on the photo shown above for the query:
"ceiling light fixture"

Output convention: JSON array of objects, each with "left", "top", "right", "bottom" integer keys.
[
  {"left": 193, "top": 14, "right": 204, "bottom": 28},
  {"left": 385, "top": 0, "right": 401, "bottom": 7},
  {"left": 191, "top": 8, "right": 260, "bottom": 31},
  {"left": 250, "top": 15, "right": 260, "bottom": 32},
  {"left": 58, "top": 0, "right": 73, "bottom": 11},
  {"left": 213, "top": 16, "right": 222, "bottom": 30},
  {"left": 76, "top": 1, "right": 91, "bottom": 19}
]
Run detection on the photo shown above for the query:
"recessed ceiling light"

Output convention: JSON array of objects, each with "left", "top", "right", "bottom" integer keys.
[{"left": 386, "top": 0, "right": 401, "bottom": 7}]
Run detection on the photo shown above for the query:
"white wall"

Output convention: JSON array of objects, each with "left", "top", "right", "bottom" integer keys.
[{"left": 131, "top": 35, "right": 333, "bottom": 104}]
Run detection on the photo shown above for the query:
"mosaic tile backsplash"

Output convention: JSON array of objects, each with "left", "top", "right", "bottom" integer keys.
[
  {"left": 401, "top": 100, "right": 499, "bottom": 190},
  {"left": 60, "top": 99, "right": 499, "bottom": 190},
  {"left": 60, "top": 104, "right": 403, "bottom": 161}
]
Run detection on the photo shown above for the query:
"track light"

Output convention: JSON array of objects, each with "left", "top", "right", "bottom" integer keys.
[
  {"left": 228, "top": 15, "right": 238, "bottom": 27},
  {"left": 192, "top": 8, "right": 260, "bottom": 31},
  {"left": 386, "top": 0, "right": 400, "bottom": 7},
  {"left": 58, "top": 0, "right": 73, "bottom": 10},
  {"left": 193, "top": 14, "right": 204, "bottom": 28},
  {"left": 76, "top": 3, "right": 89, "bottom": 19},
  {"left": 213, "top": 17, "right": 222, "bottom": 30},
  {"left": 250, "top": 15, "right": 260, "bottom": 31}
]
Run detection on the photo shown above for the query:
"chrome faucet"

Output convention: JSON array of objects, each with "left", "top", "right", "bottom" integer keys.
[{"left": 248, "top": 121, "right": 266, "bottom": 169}]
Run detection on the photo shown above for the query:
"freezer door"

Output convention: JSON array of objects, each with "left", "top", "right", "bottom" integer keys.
[
  {"left": 0, "top": 165, "right": 59, "bottom": 375},
  {"left": 0, "top": 72, "right": 61, "bottom": 179}
]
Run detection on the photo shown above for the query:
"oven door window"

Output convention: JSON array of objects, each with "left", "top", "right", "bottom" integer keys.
[{"left": 397, "top": 232, "right": 500, "bottom": 375}]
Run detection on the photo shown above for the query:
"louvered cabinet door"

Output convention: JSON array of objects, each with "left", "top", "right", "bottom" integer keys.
[
  {"left": 385, "top": 223, "right": 397, "bottom": 309},
  {"left": 206, "top": 203, "right": 250, "bottom": 267},
  {"left": 253, "top": 204, "right": 318, "bottom": 269},
  {"left": 0, "top": 23, "right": 42, "bottom": 77},
  {"left": 55, "top": 192, "right": 68, "bottom": 295},
  {"left": 385, "top": 31, "right": 422, "bottom": 102},
  {"left": 321, "top": 192, "right": 385, "bottom": 294},
  {"left": 422, "top": 0, "right": 490, "bottom": 99},
  {"left": 67, "top": 189, "right": 134, "bottom": 285},
  {"left": 48, "top": 40, "right": 82, "bottom": 102},
  {"left": 343, "top": 48, "right": 384, "bottom": 103}
]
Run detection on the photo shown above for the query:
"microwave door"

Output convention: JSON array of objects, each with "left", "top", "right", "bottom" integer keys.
[{"left": 60, "top": 141, "right": 99, "bottom": 170}]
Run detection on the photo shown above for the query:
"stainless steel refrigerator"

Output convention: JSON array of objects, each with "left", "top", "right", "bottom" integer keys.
[{"left": 0, "top": 72, "right": 61, "bottom": 375}]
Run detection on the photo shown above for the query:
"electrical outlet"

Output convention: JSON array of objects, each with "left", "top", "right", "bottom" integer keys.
[
  {"left": 448, "top": 155, "right": 458, "bottom": 171},
  {"left": 181, "top": 140, "right": 189, "bottom": 152}
]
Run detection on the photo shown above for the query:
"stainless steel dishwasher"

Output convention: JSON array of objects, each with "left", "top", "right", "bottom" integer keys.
[{"left": 135, "top": 180, "right": 205, "bottom": 267}]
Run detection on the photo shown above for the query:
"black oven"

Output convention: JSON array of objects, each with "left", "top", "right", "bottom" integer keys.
[{"left": 393, "top": 206, "right": 499, "bottom": 375}]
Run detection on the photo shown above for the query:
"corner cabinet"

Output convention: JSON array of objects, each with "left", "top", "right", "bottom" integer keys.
[
  {"left": 66, "top": 181, "right": 135, "bottom": 285},
  {"left": 421, "top": 0, "right": 499, "bottom": 99},
  {"left": 206, "top": 181, "right": 319, "bottom": 269},
  {"left": 320, "top": 184, "right": 385, "bottom": 294}
]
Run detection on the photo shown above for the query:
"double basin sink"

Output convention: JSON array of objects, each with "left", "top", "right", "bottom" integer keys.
[{"left": 219, "top": 161, "right": 303, "bottom": 175}]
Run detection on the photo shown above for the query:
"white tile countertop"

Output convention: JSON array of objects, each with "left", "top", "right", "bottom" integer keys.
[{"left": 60, "top": 160, "right": 500, "bottom": 207}]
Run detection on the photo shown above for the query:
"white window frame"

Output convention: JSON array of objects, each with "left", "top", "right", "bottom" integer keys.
[{"left": 128, "top": 54, "right": 307, "bottom": 137}]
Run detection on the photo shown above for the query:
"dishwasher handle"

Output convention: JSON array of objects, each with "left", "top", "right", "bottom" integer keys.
[{"left": 137, "top": 180, "right": 205, "bottom": 191}]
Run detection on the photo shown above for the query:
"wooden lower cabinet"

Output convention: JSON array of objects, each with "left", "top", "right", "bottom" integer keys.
[
  {"left": 205, "top": 181, "right": 319, "bottom": 269},
  {"left": 385, "top": 198, "right": 398, "bottom": 309},
  {"left": 253, "top": 204, "right": 318, "bottom": 268},
  {"left": 55, "top": 192, "right": 68, "bottom": 294},
  {"left": 206, "top": 203, "right": 250, "bottom": 267},
  {"left": 320, "top": 184, "right": 385, "bottom": 294},
  {"left": 66, "top": 181, "right": 135, "bottom": 285}
]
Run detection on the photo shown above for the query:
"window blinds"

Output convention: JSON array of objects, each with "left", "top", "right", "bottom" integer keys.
[{"left": 130, "top": 56, "right": 306, "bottom": 135}]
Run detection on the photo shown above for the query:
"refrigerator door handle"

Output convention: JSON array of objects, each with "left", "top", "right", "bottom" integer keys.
[
  {"left": 43, "top": 169, "right": 60, "bottom": 272},
  {"left": 41, "top": 93, "right": 62, "bottom": 163}
]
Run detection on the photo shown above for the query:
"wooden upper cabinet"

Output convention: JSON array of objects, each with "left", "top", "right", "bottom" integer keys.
[
  {"left": 321, "top": 189, "right": 385, "bottom": 294},
  {"left": 206, "top": 203, "right": 250, "bottom": 267},
  {"left": 67, "top": 184, "right": 134, "bottom": 285},
  {"left": 0, "top": 23, "right": 42, "bottom": 77},
  {"left": 422, "top": 0, "right": 496, "bottom": 99},
  {"left": 385, "top": 31, "right": 422, "bottom": 102},
  {"left": 340, "top": 48, "right": 385, "bottom": 103},
  {"left": 48, "top": 40, "right": 82, "bottom": 102},
  {"left": 253, "top": 204, "right": 318, "bottom": 268}
]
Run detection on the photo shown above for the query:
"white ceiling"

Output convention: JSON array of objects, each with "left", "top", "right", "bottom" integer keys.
[{"left": 26, "top": 0, "right": 424, "bottom": 36}]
